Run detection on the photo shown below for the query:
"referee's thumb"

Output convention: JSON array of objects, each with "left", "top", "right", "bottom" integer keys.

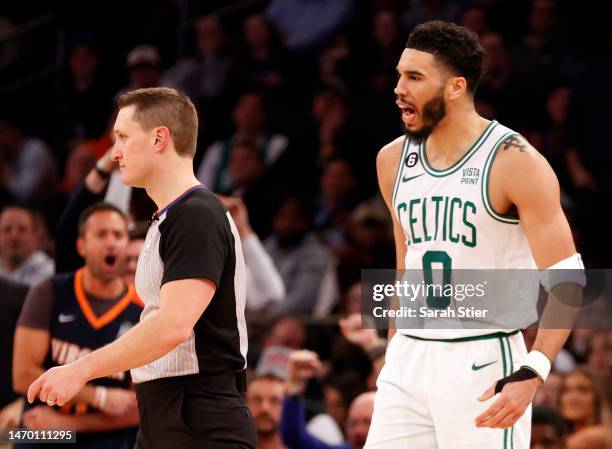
[{"left": 478, "top": 384, "right": 495, "bottom": 401}]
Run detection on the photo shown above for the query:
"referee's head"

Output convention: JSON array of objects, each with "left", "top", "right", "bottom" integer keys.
[{"left": 111, "top": 87, "right": 198, "bottom": 187}]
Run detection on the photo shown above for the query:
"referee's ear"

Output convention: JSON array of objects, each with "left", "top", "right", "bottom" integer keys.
[{"left": 152, "top": 126, "right": 171, "bottom": 153}]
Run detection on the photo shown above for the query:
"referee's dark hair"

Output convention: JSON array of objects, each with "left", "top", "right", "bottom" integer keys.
[
  {"left": 406, "top": 20, "right": 486, "bottom": 94},
  {"left": 78, "top": 203, "right": 128, "bottom": 236}
]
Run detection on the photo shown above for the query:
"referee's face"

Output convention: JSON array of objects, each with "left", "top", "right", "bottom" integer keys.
[
  {"left": 77, "top": 210, "right": 129, "bottom": 282},
  {"left": 112, "top": 105, "right": 153, "bottom": 187}
]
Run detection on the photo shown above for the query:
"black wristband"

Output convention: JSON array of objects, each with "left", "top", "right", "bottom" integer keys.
[
  {"left": 494, "top": 367, "right": 539, "bottom": 394},
  {"left": 95, "top": 164, "right": 111, "bottom": 179}
]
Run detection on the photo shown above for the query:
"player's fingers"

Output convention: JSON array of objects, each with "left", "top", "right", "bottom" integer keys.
[
  {"left": 494, "top": 413, "right": 519, "bottom": 429},
  {"left": 475, "top": 396, "right": 506, "bottom": 424},
  {"left": 27, "top": 377, "right": 43, "bottom": 404},
  {"left": 479, "top": 406, "right": 513, "bottom": 428},
  {"left": 477, "top": 384, "right": 496, "bottom": 401}
]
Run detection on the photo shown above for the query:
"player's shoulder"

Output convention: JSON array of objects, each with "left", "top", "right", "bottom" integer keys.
[
  {"left": 377, "top": 135, "right": 406, "bottom": 170},
  {"left": 490, "top": 128, "right": 559, "bottom": 199}
]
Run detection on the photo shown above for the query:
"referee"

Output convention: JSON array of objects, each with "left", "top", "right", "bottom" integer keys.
[{"left": 28, "top": 87, "right": 257, "bottom": 449}]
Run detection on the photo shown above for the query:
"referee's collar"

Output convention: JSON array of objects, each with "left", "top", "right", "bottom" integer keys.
[{"left": 149, "top": 184, "right": 207, "bottom": 225}]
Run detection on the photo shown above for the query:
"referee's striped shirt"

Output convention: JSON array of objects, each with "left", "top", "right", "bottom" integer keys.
[{"left": 131, "top": 185, "right": 248, "bottom": 383}]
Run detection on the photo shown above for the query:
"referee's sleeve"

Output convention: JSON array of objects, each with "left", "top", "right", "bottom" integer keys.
[{"left": 159, "top": 202, "right": 229, "bottom": 287}]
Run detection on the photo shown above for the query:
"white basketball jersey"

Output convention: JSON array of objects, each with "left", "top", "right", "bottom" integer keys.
[{"left": 391, "top": 120, "right": 538, "bottom": 338}]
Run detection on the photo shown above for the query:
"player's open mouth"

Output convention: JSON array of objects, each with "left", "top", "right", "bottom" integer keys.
[{"left": 397, "top": 99, "right": 417, "bottom": 125}]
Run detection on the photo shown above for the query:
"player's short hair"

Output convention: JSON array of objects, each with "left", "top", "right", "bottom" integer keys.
[
  {"left": 78, "top": 202, "right": 128, "bottom": 236},
  {"left": 406, "top": 20, "right": 486, "bottom": 94},
  {"left": 117, "top": 87, "right": 198, "bottom": 157}
]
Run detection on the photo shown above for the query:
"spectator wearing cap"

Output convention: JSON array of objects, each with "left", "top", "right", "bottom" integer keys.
[{"left": 117, "top": 45, "right": 162, "bottom": 97}]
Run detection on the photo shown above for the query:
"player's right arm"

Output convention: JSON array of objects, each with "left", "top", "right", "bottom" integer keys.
[{"left": 376, "top": 137, "right": 407, "bottom": 341}]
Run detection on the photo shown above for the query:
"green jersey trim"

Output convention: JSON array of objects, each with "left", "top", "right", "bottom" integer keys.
[
  {"left": 392, "top": 137, "right": 411, "bottom": 207},
  {"left": 482, "top": 131, "right": 521, "bottom": 224},
  {"left": 419, "top": 120, "right": 498, "bottom": 177},
  {"left": 402, "top": 330, "right": 519, "bottom": 343}
]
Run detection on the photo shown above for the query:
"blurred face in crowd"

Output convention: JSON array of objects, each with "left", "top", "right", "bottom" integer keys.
[
  {"left": 246, "top": 377, "right": 286, "bottom": 437},
  {"left": 112, "top": 105, "right": 156, "bottom": 188},
  {"left": 587, "top": 332, "right": 612, "bottom": 379},
  {"left": 461, "top": 7, "right": 488, "bottom": 37},
  {"left": 395, "top": 48, "right": 448, "bottom": 140},
  {"left": 77, "top": 210, "right": 128, "bottom": 282},
  {"left": 325, "top": 386, "right": 347, "bottom": 429},
  {"left": 372, "top": 10, "right": 399, "bottom": 48},
  {"left": 233, "top": 93, "right": 265, "bottom": 135},
  {"left": 531, "top": 423, "right": 564, "bottom": 449},
  {"left": 346, "top": 393, "right": 374, "bottom": 449},
  {"left": 559, "top": 371, "right": 597, "bottom": 426},
  {"left": 244, "top": 15, "right": 270, "bottom": 49},
  {"left": 64, "top": 143, "right": 97, "bottom": 191},
  {"left": 124, "top": 238, "right": 144, "bottom": 284},
  {"left": 481, "top": 33, "right": 508, "bottom": 75},
  {"left": 530, "top": 0, "right": 556, "bottom": 36},
  {"left": 534, "top": 372, "right": 562, "bottom": 407},
  {"left": 69, "top": 44, "right": 99, "bottom": 84},
  {"left": 263, "top": 316, "right": 306, "bottom": 349},
  {"left": 0, "top": 119, "right": 21, "bottom": 157},
  {"left": 272, "top": 199, "right": 310, "bottom": 247},
  {"left": 228, "top": 144, "right": 264, "bottom": 189},
  {"left": 0, "top": 207, "right": 37, "bottom": 269},
  {"left": 196, "top": 15, "right": 224, "bottom": 57},
  {"left": 546, "top": 87, "right": 570, "bottom": 126},
  {"left": 130, "top": 65, "right": 161, "bottom": 90},
  {"left": 321, "top": 160, "right": 357, "bottom": 203}
]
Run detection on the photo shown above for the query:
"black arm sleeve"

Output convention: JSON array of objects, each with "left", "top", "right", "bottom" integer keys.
[
  {"left": 54, "top": 184, "right": 103, "bottom": 273},
  {"left": 159, "top": 201, "right": 229, "bottom": 287}
]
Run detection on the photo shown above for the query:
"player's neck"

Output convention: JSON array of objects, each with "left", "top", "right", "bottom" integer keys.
[
  {"left": 144, "top": 160, "right": 201, "bottom": 212},
  {"left": 82, "top": 267, "right": 125, "bottom": 300},
  {"left": 426, "top": 105, "right": 489, "bottom": 160}
]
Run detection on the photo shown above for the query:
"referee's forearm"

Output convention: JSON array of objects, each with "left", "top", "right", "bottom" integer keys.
[{"left": 76, "top": 313, "right": 187, "bottom": 381}]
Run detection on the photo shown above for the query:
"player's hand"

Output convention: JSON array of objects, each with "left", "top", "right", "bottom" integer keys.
[
  {"left": 27, "top": 364, "right": 87, "bottom": 408},
  {"left": 100, "top": 388, "right": 137, "bottom": 416},
  {"left": 339, "top": 314, "right": 380, "bottom": 350},
  {"left": 287, "top": 350, "right": 322, "bottom": 395},
  {"left": 475, "top": 376, "right": 541, "bottom": 429},
  {"left": 0, "top": 398, "right": 24, "bottom": 429},
  {"left": 22, "top": 406, "right": 67, "bottom": 430}
]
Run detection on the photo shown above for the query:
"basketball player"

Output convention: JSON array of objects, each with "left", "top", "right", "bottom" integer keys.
[
  {"left": 27, "top": 87, "right": 256, "bottom": 449},
  {"left": 365, "top": 21, "right": 584, "bottom": 449}
]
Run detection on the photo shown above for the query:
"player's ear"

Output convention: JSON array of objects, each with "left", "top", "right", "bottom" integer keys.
[
  {"left": 76, "top": 236, "right": 86, "bottom": 257},
  {"left": 152, "top": 126, "right": 171, "bottom": 153},
  {"left": 446, "top": 76, "right": 466, "bottom": 101}
]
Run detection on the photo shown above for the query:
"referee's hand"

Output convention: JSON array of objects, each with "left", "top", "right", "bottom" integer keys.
[{"left": 27, "top": 363, "right": 86, "bottom": 408}]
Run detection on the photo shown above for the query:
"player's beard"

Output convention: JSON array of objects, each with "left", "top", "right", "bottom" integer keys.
[{"left": 403, "top": 87, "right": 447, "bottom": 141}]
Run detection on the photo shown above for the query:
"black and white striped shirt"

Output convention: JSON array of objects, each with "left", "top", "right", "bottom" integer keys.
[{"left": 131, "top": 185, "right": 248, "bottom": 383}]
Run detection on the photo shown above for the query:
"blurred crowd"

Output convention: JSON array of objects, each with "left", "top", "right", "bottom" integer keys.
[{"left": 0, "top": 0, "right": 611, "bottom": 448}]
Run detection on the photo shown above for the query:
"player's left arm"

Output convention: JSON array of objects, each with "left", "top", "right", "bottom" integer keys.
[
  {"left": 476, "top": 134, "right": 581, "bottom": 429},
  {"left": 26, "top": 279, "right": 214, "bottom": 407}
]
